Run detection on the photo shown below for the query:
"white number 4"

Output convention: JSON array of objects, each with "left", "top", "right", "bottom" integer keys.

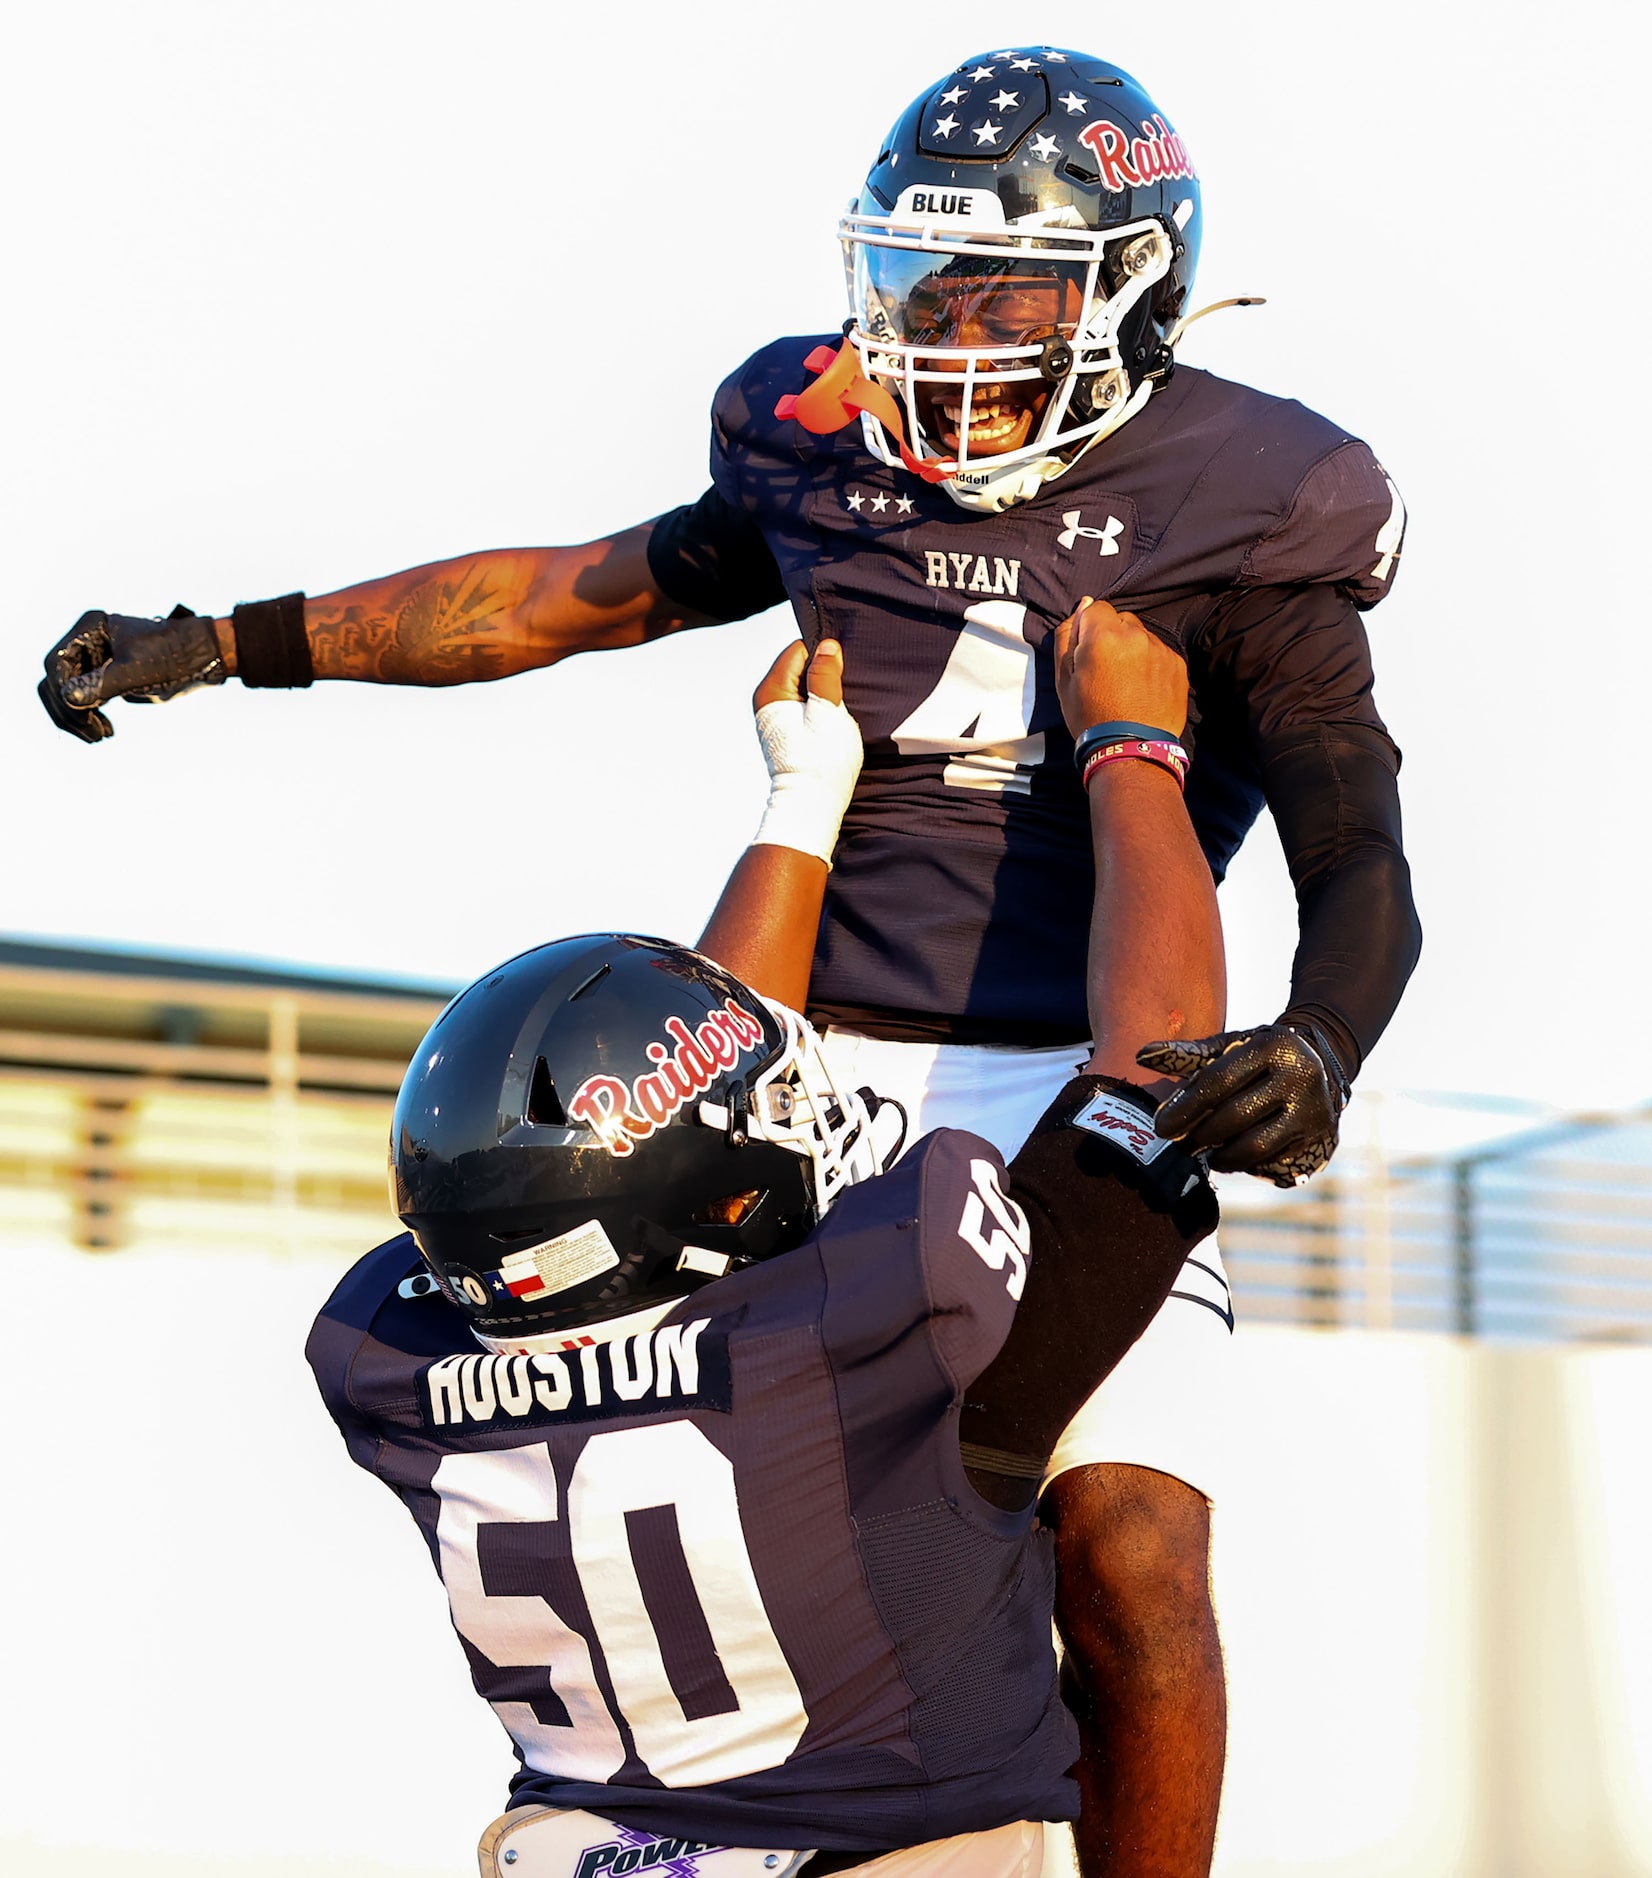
[
  {"left": 889, "top": 601, "right": 1044, "bottom": 795},
  {"left": 959, "top": 1159, "right": 1031, "bottom": 1300}
]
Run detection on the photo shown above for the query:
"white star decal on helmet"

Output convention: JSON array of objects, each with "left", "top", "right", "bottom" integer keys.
[
  {"left": 993, "top": 49, "right": 1018, "bottom": 59},
  {"left": 1059, "top": 90, "right": 1087, "bottom": 115},
  {"left": 967, "top": 65, "right": 996, "bottom": 81},
  {"left": 1030, "top": 132, "right": 1061, "bottom": 160},
  {"left": 1045, "top": 51, "right": 1068, "bottom": 61},
  {"left": 1009, "top": 55, "right": 1038, "bottom": 71},
  {"left": 939, "top": 84, "right": 967, "bottom": 105},
  {"left": 932, "top": 114, "right": 959, "bottom": 138},
  {"left": 989, "top": 89, "right": 1021, "bottom": 111},
  {"left": 972, "top": 120, "right": 1004, "bottom": 146}
]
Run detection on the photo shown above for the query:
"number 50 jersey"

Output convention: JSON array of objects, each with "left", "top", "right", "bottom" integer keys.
[{"left": 306, "top": 1131, "right": 1077, "bottom": 1852}]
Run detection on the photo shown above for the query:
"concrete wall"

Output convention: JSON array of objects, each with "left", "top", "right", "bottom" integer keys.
[{"left": 4, "top": 1236, "right": 1649, "bottom": 1877}]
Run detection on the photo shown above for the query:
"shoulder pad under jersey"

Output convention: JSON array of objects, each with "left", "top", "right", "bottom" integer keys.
[
  {"left": 1102, "top": 368, "right": 1407, "bottom": 610},
  {"left": 710, "top": 332, "right": 843, "bottom": 510},
  {"left": 306, "top": 1232, "right": 466, "bottom": 1429}
]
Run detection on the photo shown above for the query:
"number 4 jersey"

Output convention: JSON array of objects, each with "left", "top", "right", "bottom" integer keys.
[
  {"left": 306, "top": 1130, "right": 1078, "bottom": 1852},
  {"left": 650, "top": 341, "right": 1409, "bottom": 1048}
]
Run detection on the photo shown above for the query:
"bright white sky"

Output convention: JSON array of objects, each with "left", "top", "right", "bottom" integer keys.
[{"left": 2, "top": 0, "right": 1646, "bottom": 1122}]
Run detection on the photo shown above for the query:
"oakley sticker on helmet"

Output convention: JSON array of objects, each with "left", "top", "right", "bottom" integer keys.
[
  {"left": 1077, "top": 115, "right": 1196, "bottom": 193},
  {"left": 569, "top": 1001, "right": 768, "bottom": 1157},
  {"left": 486, "top": 1220, "right": 620, "bottom": 1302}
]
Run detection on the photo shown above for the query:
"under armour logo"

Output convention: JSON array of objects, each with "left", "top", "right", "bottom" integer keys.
[{"left": 1058, "top": 510, "right": 1124, "bottom": 555}]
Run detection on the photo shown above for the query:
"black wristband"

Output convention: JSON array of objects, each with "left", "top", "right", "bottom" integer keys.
[
  {"left": 232, "top": 592, "right": 313, "bottom": 688},
  {"left": 1072, "top": 720, "right": 1183, "bottom": 771}
]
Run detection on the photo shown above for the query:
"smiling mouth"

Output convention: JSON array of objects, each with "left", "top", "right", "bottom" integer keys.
[{"left": 929, "top": 392, "right": 1041, "bottom": 456}]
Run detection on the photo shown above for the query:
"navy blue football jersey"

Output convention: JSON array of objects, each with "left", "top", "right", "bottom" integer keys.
[
  {"left": 307, "top": 1131, "right": 1078, "bottom": 1851},
  {"left": 692, "top": 337, "right": 1406, "bottom": 1041}
]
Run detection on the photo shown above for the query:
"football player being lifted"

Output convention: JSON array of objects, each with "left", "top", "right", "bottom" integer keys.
[
  {"left": 309, "top": 601, "right": 1225, "bottom": 1877},
  {"left": 45, "top": 48, "right": 1420, "bottom": 1877}
]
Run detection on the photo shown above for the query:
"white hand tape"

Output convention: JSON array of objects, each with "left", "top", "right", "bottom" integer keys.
[{"left": 751, "top": 693, "right": 864, "bottom": 866}]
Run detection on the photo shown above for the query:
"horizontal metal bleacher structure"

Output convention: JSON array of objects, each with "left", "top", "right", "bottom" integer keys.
[{"left": 3, "top": 938, "right": 1648, "bottom": 1344}]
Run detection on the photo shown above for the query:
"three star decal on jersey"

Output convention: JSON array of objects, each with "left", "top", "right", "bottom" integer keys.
[{"left": 845, "top": 490, "right": 913, "bottom": 519}]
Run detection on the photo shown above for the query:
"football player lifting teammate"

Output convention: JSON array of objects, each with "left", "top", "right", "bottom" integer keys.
[
  {"left": 44, "top": 50, "right": 1420, "bottom": 1877},
  {"left": 309, "top": 603, "right": 1225, "bottom": 1876}
]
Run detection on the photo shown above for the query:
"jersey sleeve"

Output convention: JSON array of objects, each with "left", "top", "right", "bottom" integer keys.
[
  {"left": 910, "top": 1130, "right": 1034, "bottom": 1394},
  {"left": 957, "top": 1078, "right": 1218, "bottom": 1484},
  {"left": 1191, "top": 583, "right": 1422, "bottom": 1074},
  {"left": 646, "top": 487, "right": 788, "bottom": 623},
  {"left": 1239, "top": 439, "right": 1407, "bottom": 609},
  {"left": 304, "top": 1234, "right": 427, "bottom": 1468}
]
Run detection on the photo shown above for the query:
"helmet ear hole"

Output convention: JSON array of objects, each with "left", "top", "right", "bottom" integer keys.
[
  {"left": 527, "top": 1057, "right": 566, "bottom": 1126},
  {"left": 693, "top": 1189, "right": 765, "bottom": 1228}
]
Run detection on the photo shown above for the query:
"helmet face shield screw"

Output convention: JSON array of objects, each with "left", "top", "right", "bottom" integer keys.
[{"left": 1039, "top": 337, "right": 1074, "bottom": 382}]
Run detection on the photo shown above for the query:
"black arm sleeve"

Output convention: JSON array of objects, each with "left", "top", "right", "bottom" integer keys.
[
  {"left": 1193, "top": 583, "right": 1423, "bottom": 1078},
  {"left": 645, "top": 485, "right": 789, "bottom": 624},
  {"left": 958, "top": 1077, "right": 1218, "bottom": 1510}
]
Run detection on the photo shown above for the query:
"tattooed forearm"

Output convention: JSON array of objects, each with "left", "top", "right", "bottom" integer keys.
[
  {"left": 253, "top": 528, "right": 715, "bottom": 688},
  {"left": 306, "top": 559, "right": 525, "bottom": 684}
]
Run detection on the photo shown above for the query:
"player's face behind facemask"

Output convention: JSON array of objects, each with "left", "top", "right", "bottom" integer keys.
[
  {"left": 900, "top": 259, "right": 1087, "bottom": 458},
  {"left": 840, "top": 47, "right": 1200, "bottom": 510},
  {"left": 389, "top": 935, "right": 902, "bottom": 1354}
]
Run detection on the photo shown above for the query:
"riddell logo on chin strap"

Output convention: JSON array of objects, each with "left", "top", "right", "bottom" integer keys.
[{"left": 1058, "top": 511, "right": 1124, "bottom": 555}]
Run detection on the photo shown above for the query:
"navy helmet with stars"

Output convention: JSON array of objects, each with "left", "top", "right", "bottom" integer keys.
[{"left": 839, "top": 48, "right": 1202, "bottom": 513}]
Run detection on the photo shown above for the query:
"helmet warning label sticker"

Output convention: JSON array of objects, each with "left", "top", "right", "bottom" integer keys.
[
  {"left": 488, "top": 1220, "right": 620, "bottom": 1304},
  {"left": 418, "top": 1318, "right": 733, "bottom": 1430}
]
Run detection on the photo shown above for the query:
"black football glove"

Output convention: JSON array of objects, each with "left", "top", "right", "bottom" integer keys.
[
  {"left": 1136, "top": 1020, "right": 1351, "bottom": 1188},
  {"left": 39, "top": 605, "right": 225, "bottom": 743}
]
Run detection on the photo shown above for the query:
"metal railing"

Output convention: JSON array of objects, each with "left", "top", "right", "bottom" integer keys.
[
  {"left": 1218, "top": 1115, "right": 1652, "bottom": 1343},
  {"left": 3, "top": 939, "right": 1650, "bottom": 1341}
]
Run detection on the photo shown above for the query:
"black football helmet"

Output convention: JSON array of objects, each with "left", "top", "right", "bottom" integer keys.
[
  {"left": 840, "top": 47, "right": 1202, "bottom": 512},
  {"left": 391, "top": 935, "right": 893, "bottom": 1351}
]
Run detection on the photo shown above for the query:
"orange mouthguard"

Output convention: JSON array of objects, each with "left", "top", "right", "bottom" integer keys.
[{"left": 774, "top": 339, "right": 957, "bottom": 484}]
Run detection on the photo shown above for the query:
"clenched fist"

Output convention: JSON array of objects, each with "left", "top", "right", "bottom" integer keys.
[
  {"left": 40, "top": 606, "right": 224, "bottom": 743},
  {"left": 1053, "top": 597, "right": 1188, "bottom": 739}
]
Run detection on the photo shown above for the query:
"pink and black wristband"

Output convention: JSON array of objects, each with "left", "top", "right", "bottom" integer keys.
[
  {"left": 1071, "top": 719, "right": 1182, "bottom": 772},
  {"left": 1081, "top": 739, "right": 1189, "bottom": 792}
]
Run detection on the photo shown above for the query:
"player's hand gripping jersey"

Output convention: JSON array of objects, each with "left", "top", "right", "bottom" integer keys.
[
  {"left": 309, "top": 1094, "right": 1216, "bottom": 1854},
  {"left": 650, "top": 350, "right": 1409, "bottom": 1061}
]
